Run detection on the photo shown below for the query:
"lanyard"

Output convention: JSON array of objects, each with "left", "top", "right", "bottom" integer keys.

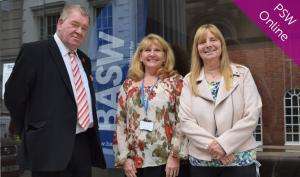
[{"left": 140, "top": 78, "right": 159, "bottom": 117}]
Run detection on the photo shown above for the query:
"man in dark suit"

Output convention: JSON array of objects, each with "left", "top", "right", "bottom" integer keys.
[{"left": 4, "top": 4, "right": 106, "bottom": 177}]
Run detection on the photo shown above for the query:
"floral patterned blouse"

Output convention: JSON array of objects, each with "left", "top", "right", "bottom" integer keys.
[{"left": 113, "top": 74, "right": 184, "bottom": 168}]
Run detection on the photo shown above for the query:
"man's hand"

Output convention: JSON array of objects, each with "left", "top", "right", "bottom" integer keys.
[
  {"left": 208, "top": 140, "right": 225, "bottom": 159},
  {"left": 123, "top": 158, "right": 137, "bottom": 177},
  {"left": 165, "top": 155, "right": 180, "bottom": 177}
]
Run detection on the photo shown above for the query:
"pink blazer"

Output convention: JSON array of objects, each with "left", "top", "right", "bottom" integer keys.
[{"left": 179, "top": 64, "right": 262, "bottom": 161}]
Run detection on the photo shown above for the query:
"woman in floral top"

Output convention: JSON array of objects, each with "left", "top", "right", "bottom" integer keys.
[
  {"left": 179, "top": 24, "right": 262, "bottom": 177},
  {"left": 113, "top": 34, "right": 186, "bottom": 177}
]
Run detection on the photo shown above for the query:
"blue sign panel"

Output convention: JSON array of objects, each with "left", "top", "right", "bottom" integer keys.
[{"left": 88, "top": 0, "right": 148, "bottom": 168}]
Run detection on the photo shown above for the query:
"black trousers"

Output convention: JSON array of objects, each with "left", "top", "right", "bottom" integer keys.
[
  {"left": 190, "top": 164, "right": 256, "bottom": 177},
  {"left": 134, "top": 160, "right": 190, "bottom": 177},
  {"left": 32, "top": 131, "right": 92, "bottom": 177}
]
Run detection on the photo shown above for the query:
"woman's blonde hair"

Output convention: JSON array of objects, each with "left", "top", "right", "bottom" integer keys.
[
  {"left": 127, "top": 33, "right": 177, "bottom": 81},
  {"left": 189, "top": 24, "right": 232, "bottom": 96}
]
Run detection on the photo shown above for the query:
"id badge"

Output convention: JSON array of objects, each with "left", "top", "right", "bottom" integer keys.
[{"left": 139, "top": 120, "right": 154, "bottom": 131}]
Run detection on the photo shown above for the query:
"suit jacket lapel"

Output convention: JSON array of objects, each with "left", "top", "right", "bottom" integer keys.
[
  {"left": 215, "top": 65, "right": 240, "bottom": 107},
  {"left": 77, "top": 51, "right": 89, "bottom": 76},
  {"left": 48, "top": 37, "right": 76, "bottom": 104}
]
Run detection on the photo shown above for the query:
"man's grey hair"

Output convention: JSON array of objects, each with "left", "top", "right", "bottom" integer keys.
[{"left": 59, "top": 4, "right": 90, "bottom": 23}]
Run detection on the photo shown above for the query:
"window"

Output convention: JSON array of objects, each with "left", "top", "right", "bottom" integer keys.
[
  {"left": 39, "top": 14, "right": 60, "bottom": 40},
  {"left": 0, "top": 116, "right": 10, "bottom": 139},
  {"left": 95, "top": 4, "right": 113, "bottom": 46},
  {"left": 254, "top": 117, "right": 262, "bottom": 144},
  {"left": 30, "top": 1, "right": 64, "bottom": 40},
  {"left": 285, "top": 89, "right": 300, "bottom": 144}
]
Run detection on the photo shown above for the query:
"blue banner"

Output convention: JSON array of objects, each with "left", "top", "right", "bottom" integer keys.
[{"left": 88, "top": 0, "right": 148, "bottom": 168}]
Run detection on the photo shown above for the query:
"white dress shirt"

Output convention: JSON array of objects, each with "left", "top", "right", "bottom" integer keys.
[{"left": 54, "top": 33, "right": 94, "bottom": 134}]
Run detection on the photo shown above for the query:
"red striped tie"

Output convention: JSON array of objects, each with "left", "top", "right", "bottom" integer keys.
[{"left": 69, "top": 51, "right": 90, "bottom": 130}]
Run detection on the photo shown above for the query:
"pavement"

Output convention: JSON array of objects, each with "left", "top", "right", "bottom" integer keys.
[{"left": 3, "top": 147, "right": 300, "bottom": 177}]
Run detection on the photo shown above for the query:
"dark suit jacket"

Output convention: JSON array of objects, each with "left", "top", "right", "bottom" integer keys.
[{"left": 4, "top": 37, "right": 106, "bottom": 171}]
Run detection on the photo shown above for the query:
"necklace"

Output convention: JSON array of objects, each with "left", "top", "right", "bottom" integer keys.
[{"left": 205, "top": 71, "right": 221, "bottom": 84}]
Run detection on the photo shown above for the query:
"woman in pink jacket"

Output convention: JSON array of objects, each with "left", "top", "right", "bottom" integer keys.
[{"left": 179, "top": 24, "right": 262, "bottom": 177}]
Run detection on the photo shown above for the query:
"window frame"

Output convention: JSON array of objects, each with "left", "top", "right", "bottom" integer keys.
[
  {"left": 94, "top": 3, "right": 113, "bottom": 46},
  {"left": 31, "top": 1, "right": 64, "bottom": 40},
  {"left": 38, "top": 13, "right": 60, "bottom": 40},
  {"left": 254, "top": 117, "right": 263, "bottom": 145},
  {"left": 284, "top": 89, "right": 300, "bottom": 145}
]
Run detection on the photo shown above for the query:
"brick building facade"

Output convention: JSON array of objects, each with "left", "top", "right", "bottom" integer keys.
[{"left": 229, "top": 42, "right": 300, "bottom": 146}]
